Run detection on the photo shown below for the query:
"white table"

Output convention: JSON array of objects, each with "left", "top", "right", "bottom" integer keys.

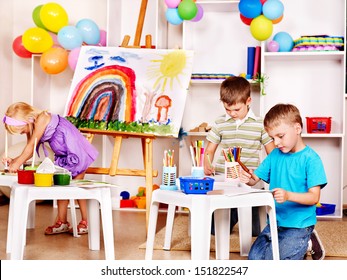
[
  {"left": 146, "top": 184, "right": 279, "bottom": 260},
  {"left": 7, "top": 181, "right": 115, "bottom": 260}
]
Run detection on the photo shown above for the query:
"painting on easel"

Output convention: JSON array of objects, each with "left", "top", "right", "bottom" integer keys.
[{"left": 64, "top": 46, "right": 194, "bottom": 137}]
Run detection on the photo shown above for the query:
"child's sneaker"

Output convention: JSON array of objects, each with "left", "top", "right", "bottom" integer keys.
[{"left": 308, "top": 229, "right": 325, "bottom": 260}]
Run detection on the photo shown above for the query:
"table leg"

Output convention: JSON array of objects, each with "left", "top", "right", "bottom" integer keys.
[
  {"left": 87, "top": 199, "right": 101, "bottom": 251},
  {"left": 99, "top": 188, "right": 115, "bottom": 260},
  {"left": 268, "top": 205, "right": 280, "bottom": 260},
  {"left": 190, "top": 197, "right": 211, "bottom": 260},
  {"left": 10, "top": 187, "right": 29, "bottom": 260},
  {"left": 145, "top": 200, "right": 159, "bottom": 260},
  {"left": 214, "top": 208, "right": 231, "bottom": 260},
  {"left": 238, "top": 206, "right": 252, "bottom": 256},
  {"left": 163, "top": 204, "right": 176, "bottom": 250}
]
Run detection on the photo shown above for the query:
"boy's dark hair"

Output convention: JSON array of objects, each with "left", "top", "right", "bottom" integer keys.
[
  {"left": 264, "top": 103, "right": 303, "bottom": 130},
  {"left": 220, "top": 76, "right": 251, "bottom": 106}
]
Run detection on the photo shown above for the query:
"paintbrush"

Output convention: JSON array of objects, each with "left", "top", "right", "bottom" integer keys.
[{"left": 237, "top": 160, "right": 256, "bottom": 180}]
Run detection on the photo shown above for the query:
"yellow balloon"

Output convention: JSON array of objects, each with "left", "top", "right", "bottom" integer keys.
[
  {"left": 250, "top": 15, "right": 273, "bottom": 41},
  {"left": 40, "top": 2, "right": 68, "bottom": 33},
  {"left": 22, "top": 27, "right": 53, "bottom": 53},
  {"left": 40, "top": 47, "right": 68, "bottom": 74}
]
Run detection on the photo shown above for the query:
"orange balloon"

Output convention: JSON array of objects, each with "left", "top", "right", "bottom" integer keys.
[
  {"left": 40, "top": 47, "right": 68, "bottom": 74},
  {"left": 272, "top": 14, "right": 284, "bottom": 24}
]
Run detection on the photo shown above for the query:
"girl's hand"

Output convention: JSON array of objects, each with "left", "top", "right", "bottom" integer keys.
[
  {"left": 2, "top": 157, "right": 12, "bottom": 168},
  {"left": 272, "top": 188, "right": 289, "bottom": 203},
  {"left": 8, "top": 159, "right": 22, "bottom": 173}
]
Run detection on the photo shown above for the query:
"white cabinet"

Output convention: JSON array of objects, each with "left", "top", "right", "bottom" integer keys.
[{"left": 179, "top": 0, "right": 346, "bottom": 218}]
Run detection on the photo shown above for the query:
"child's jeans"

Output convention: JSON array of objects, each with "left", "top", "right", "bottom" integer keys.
[{"left": 248, "top": 224, "right": 314, "bottom": 260}]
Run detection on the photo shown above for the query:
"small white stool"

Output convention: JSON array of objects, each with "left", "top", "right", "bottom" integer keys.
[
  {"left": 145, "top": 189, "right": 279, "bottom": 260},
  {"left": 7, "top": 183, "right": 115, "bottom": 260}
]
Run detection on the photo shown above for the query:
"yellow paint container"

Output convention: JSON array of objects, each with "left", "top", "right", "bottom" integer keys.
[{"left": 34, "top": 173, "right": 53, "bottom": 187}]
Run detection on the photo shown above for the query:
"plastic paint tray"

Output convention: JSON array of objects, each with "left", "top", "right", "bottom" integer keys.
[
  {"left": 179, "top": 176, "right": 214, "bottom": 194},
  {"left": 316, "top": 203, "right": 336, "bottom": 215}
]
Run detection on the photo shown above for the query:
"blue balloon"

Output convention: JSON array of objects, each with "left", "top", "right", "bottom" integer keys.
[
  {"left": 166, "top": 8, "right": 183, "bottom": 25},
  {"left": 238, "top": 0, "right": 262, "bottom": 19},
  {"left": 262, "top": 0, "right": 284, "bottom": 20},
  {"left": 57, "top": 26, "right": 83, "bottom": 50},
  {"left": 273, "top": 32, "right": 294, "bottom": 52},
  {"left": 76, "top": 19, "right": 100, "bottom": 45}
]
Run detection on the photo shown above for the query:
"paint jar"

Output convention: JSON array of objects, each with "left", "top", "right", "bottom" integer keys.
[
  {"left": 34, "top": 173, "right": 53, "bottom": 187},
  {"left": 17, "top": 169, "right": 36, "bottom": 184}
]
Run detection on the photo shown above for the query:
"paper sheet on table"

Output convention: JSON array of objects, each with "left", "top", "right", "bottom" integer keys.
[
  {"left": 70, "top": 179, "right": 120, "bottom": 188},
  {"left": 208, "top": 182, "right": 272, "bottom": 196}
]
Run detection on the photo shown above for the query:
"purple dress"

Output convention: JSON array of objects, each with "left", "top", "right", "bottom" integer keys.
[{"left": 37, "top": 114, "right": 98, "bottom": 178}]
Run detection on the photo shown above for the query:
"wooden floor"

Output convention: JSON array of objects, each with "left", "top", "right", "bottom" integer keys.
[{"left": 0, "top": 201, "right": 346, "bottom": 260}]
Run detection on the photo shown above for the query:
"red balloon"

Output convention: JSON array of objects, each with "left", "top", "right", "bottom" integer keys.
[
  {"left": 240, "top": 13, "right": 253, "bottom": 25},
  {"left": 12, "top": 35, "right": 33, "bottom": 58}
]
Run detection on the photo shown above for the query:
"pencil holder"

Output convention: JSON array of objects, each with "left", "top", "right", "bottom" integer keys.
[
  {"left": 225, "top": 162, "right": 241, "bottom": 182},
  {"left": 160, "top": 166, "right": 178, "bottom": 190}
]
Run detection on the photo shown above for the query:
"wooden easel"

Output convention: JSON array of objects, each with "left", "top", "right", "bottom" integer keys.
[
  {"left": 81, "top": 128, "right": 158, "bottom": 229},
  {"left": 120, "top": 0, "right": 153, "bottom": 49}
]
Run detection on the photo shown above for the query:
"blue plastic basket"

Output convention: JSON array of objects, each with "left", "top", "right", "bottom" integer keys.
[
  {"left": 179, "top": 176, "right": 215, "bottom": 194},
  {"left": 316, "top": 203, "right": 336, "bottom": 215}
]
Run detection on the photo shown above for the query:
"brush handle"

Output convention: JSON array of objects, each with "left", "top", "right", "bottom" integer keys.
[{"left": 237, "top": 160, "right": 256, "bottom": 180}]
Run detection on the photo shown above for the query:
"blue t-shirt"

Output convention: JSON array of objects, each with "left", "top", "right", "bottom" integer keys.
[{"left": 254, "top": 146, "right": 327, "bottom": 228}]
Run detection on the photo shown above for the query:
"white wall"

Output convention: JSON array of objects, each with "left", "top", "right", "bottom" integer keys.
[{"left": 1, "top": 0, "right": 346, "bottom": 205}]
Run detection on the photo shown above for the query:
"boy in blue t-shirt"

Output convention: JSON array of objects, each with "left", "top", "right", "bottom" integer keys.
[{"left": 240, "top": 103, "right": 327, "bottom": 260}]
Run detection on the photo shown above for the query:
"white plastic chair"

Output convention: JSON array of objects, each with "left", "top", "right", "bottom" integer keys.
[
  {"left": 7, "top": 182, "right": 115, "bottom": 260},
  {"left": 145, "top": 188, "right": 279, "bottom": 260}
]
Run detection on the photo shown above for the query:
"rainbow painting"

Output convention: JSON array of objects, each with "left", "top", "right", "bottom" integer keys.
[{"left": 64, "top": 46, "right": 194, "bottom": 137}]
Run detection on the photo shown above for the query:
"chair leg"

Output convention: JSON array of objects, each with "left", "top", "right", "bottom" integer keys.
[{"left": 163, "top": 204, "right": 176, "bottom": 250}]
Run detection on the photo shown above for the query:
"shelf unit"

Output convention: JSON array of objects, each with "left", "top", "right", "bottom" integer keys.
[{"left": 179, "top": 0, "right": 346, "bottom": 218}]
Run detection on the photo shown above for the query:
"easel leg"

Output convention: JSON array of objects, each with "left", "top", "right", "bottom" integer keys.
[
  {"left": 110, "top": 136, "right": 122, "bottom": 176},
  {"left": 143, "top": 137, "right": 153, "bottom": 230}
]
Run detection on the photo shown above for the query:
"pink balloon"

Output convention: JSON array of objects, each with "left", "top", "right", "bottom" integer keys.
[
  {"left": 165, "top": 0, "right": 181, "bottom": 8},
  {"left": 68, "top": 47, "right": 81, "bottom": 70},
  {"left": 267, "top": 40, "right": 280, "bottom": 52},
  {"left": 98, "top": 29, "right": 107, "bottom": 46},
  {"left": 191, "top": 4, "right": 204, "bottom": 22}
]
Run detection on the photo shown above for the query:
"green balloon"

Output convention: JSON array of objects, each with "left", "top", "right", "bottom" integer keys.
[
  {"left": 32, "top": 5, "right": 46, "bottom": 30},
  {"left": 177, "top": 0, "right": 198, "bottom": 20}
]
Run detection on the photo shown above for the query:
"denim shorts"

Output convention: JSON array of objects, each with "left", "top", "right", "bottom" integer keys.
[{"left": 248, "top": 224, "right": 314, "bottom": 260}]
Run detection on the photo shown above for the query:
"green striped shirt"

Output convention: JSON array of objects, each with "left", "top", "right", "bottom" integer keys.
[{"left": 206, "top": 109, "right": 272, "bottom": 173}]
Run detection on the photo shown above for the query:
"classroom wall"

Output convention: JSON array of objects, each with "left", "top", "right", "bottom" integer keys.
[{"left": 0, "top": 0, "right": 346, "bottom": 205}]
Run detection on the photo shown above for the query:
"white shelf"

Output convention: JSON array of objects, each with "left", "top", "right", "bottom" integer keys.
[{"left": 263, "top": 51, "right": 344, "bottom": 61}]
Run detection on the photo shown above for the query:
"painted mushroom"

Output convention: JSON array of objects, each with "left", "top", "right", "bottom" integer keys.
[{"left": 155, "top": 95, "right": 172, "bottom": 123}]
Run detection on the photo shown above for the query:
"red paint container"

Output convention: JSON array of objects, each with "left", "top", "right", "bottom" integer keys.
[{"left": 17, "top": 169, "right": 36, "bottom": 184}]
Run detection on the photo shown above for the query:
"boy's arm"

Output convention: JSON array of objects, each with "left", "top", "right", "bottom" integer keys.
[
  {"left": 272, "top": 186, "right": 321, "bottom": 205},
  {"left": 204, "top": 142, "right": 218, "bottom": 175},
  {"left": 239, "top": 168, "right": 261, "bottom": 186}
]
